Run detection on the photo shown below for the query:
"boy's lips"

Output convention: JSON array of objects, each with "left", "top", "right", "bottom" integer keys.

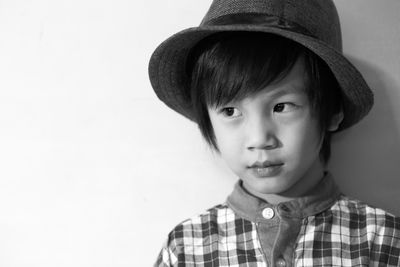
[
  {"left": 248, "top": 161, "right": 283, "bottom": 168},
  {"left": 248, "top": 161, "right": 284, "bottom": 177}
]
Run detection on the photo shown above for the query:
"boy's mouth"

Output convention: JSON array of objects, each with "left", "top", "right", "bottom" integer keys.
[
  {"left": 248, "top": 161, "right": 284, "bottom": 177},
  {"left": 248, "top": 161, "right": 283, "bottom": 168}
]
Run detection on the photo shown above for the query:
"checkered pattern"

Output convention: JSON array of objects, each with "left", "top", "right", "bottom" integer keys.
[{"left": 155, "top": 196, "right": 400, "bottom": 266}]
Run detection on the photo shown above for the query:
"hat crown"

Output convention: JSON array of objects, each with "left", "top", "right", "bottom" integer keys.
[{"left": 201, "top": 0, "right": 342, "bottom": 51}]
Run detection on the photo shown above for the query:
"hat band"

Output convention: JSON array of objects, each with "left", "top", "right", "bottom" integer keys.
[{"left": 202, "top": 13, "right": 313, "bottom": 37}]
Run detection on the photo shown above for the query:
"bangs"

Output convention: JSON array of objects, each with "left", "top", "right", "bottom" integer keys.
[{"left": 189, "top": 32, "right": 304, "bottom": 108}]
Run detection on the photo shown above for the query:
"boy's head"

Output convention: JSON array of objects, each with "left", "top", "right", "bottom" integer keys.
[{"left": 148, "top": 0, "right": 374, "bottom": 196}]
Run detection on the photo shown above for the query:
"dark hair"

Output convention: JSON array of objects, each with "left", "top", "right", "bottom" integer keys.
[{"left": 187, "top": 32, "right": 342, "bottom": 163}]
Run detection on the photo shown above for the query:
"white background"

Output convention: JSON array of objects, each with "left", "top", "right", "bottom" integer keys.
[{"left": 0, "top": 0, "right": 399, "bottom": 266}]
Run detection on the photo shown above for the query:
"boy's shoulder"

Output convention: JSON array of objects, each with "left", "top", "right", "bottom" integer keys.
[
  {"left": 334, "top": 194, "right": 400, "bottom": 219},
  {"left": 164, "top": 202, "right": 254, "bottom": 245},
  {"left": 329, "top": 194, "right": 400, "bottom": 233},
  {"left": 168, "top": 202, "right": 242, "bottom": 232},
  {"left": 155, "top": 203, "right": 264, "bottom": 266}
]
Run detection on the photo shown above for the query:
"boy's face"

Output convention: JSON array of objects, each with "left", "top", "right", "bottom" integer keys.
[{"left": 208, "top": 58, "right": 328, "bottom": 198}]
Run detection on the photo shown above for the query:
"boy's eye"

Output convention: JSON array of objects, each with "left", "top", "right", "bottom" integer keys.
[
  {"left": 273, "top": 103, "right": 297, "bottom": 113},
  {"left": 220, "top": 107, "right": 242, "bottom": 118}
]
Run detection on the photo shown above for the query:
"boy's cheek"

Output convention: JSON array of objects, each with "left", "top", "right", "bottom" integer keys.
[{"left": 215, "top": 133, "right": 242, "bottom": 153}]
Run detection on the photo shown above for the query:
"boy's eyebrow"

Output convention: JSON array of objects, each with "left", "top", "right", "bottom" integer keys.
[{"left": 260, "top": 83, "right": 307, "bottom": 98}]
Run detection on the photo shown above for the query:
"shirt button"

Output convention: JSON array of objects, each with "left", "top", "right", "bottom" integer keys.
[
  {"left": 262, "top": 207, "right": 275, "bottom": 219},
  {"left": 276, "top": 258, "right": 286, "bottom": 267}
]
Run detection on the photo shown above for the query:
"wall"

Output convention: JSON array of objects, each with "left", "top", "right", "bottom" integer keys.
[{"left": 0, "top": 0, "right": 398, "bottom": 266}]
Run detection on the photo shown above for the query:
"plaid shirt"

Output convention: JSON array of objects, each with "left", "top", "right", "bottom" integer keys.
[{"left": 155, "top": 174, "right": 400, "bottom": 266}]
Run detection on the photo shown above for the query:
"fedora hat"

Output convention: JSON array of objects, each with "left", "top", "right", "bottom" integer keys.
[{"left": 148, "top": 0, "right": 374, "bottom": 130}]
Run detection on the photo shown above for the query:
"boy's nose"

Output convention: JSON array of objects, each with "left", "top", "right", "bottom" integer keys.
[{"left": 245, "top": 118, "right": 279, "bottom": 151}]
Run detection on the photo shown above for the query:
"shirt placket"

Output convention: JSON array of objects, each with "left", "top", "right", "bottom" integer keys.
[{"left": 256, "top": 204, "right": 303, "bottom": 267}]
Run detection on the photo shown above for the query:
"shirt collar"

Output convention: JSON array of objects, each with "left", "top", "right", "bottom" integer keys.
[{"left": 226, "top": 172, "right": 341, "bottom": 221}]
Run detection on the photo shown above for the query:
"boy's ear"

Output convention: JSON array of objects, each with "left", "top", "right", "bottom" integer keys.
[{"left": 328, "top": 110, "right": 344, "bottom": 131}]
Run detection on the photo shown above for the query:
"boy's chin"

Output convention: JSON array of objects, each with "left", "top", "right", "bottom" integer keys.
[{"left": 242, "top": 178, "right": 295, "bottom": 196}]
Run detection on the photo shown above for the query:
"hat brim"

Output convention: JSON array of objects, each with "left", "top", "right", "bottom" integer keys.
[{"left": 149, "top": 25, "right": 373, "bottom": 130}]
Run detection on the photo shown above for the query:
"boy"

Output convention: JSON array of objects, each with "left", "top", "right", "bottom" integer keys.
[{"left": 149, "top": 0, "right": 400, "bottom": 266}]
